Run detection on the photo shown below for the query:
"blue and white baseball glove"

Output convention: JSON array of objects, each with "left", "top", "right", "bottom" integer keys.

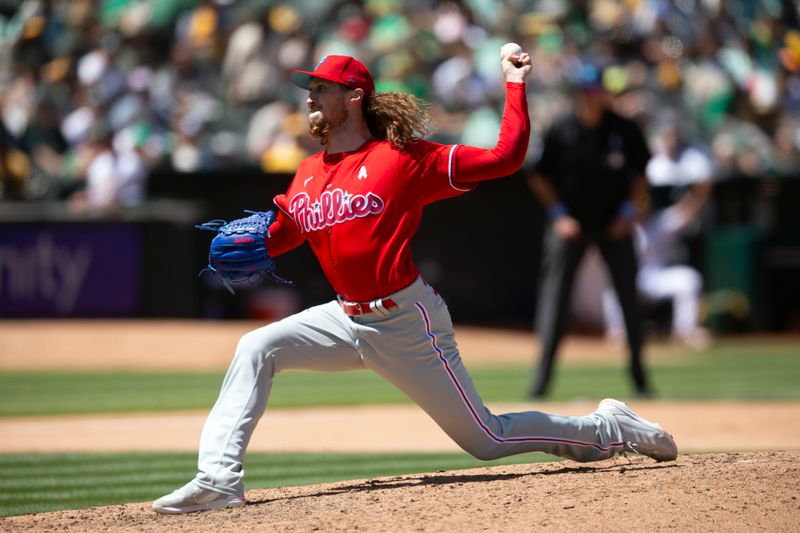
[{"left": 195, "top": 210, "right": 293, "bottom": 294}]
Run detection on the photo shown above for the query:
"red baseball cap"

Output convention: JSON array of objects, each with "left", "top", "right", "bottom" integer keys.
[{"left": 290, "top": 55, "right": 375, "bottom": 96}]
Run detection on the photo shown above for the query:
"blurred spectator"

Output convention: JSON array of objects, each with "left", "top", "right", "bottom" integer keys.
[
  {"left": 0, "top": 69, "right": 35, "bottom": 200},
  {"left": 66, "top": 118, "right": 147, "bottom": 210},
  {"left": 603, "top": 117, "right": 714, "bottom": 351},
  {"left": 0, "top": 116, "right": 31, "bottom": 201},
  {"left": 0, "top": 0, "right": 795, "bottom": 207},
  {"left": 23, "top": 94, "right": 68, "bottom": 185}
]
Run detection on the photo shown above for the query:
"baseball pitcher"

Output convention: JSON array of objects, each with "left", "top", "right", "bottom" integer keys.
[{"left": 153, "top": 48, "right": 677, "bottom": 514}]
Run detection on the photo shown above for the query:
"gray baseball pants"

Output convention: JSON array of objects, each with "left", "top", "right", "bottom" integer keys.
[{"left": 194, "top": 277, "right": 623, "bottom": 497}]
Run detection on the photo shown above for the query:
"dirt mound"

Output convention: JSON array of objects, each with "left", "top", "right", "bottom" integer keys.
[{"left": 4, "top": 451, "right": 797, "bottom": 532}]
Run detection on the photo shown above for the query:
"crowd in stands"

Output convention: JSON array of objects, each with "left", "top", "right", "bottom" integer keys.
[{"left": 1, "top": 0, "right": 798, "bottom": 208}]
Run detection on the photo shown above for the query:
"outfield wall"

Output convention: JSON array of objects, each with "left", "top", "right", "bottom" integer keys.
[{"left": 1, "top": 169, "right": 798, "bottom": 331}]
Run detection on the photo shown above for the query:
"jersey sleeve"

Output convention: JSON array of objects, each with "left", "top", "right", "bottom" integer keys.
[
  {"left": 266, "top": 194, "right": 307, "bottom": 257},
  {"left": 402, "top": 82, "right": 530, "bottom": 205},
  {"left": 450, "top": 82, "right": 531, "bottom": 186},
  {"left": 394, "top": 139, "right": 467, "bottom": 205}
]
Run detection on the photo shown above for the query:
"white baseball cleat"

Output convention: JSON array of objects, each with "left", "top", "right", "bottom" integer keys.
[
  {"left": 152, "top": 481, "right": 245, "bottom": 514},
  {"left": 596, "top": 398, "right": 678, "bottom": 462}
]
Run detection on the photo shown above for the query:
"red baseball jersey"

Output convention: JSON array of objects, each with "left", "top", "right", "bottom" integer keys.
[{"left": 267, "top": 82, "right": 529, "bottom": 302}]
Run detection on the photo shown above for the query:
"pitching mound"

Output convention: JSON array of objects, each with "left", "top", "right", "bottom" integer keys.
[{"left": 5, "top": 451, "right": 797, "bottom": 532}]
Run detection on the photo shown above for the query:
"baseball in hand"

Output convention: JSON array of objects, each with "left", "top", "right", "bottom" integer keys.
[{"left": 500, "top": 42, "right": 523, "bottom": 62}]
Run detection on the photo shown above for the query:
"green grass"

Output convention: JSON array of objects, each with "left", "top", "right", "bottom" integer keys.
[
  {"left": 0, "top": 451, "right": 556, "bottom": 518},
  {"left": 1, "top": 340, "right": 797, "bottom": 519},
  {"left": 1, "top": 340, "right": 798, "bottom": 417},
  {"left": 544, "top": 342, "right": 800, "bottom": 400}
]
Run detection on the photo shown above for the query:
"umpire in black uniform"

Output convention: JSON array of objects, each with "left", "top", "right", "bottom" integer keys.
[{"left": 528, "top": 64, "right": 652, "bottom": 398}]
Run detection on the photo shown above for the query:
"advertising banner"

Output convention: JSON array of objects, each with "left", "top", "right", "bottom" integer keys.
[{"left": 0, "top": 223, "right": 141, "bottom": 317}]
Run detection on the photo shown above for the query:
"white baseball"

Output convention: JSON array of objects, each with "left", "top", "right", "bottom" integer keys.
[{"left": 500, "top": 42, "right": 523, "bottom": 61}]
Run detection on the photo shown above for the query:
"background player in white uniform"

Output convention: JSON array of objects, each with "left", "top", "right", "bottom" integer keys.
[
  {"left": 152, "top": 50, "right": 678, "bottom": 515},
  {"left": 603, "top": 120, "right": 713, "bottom": 349}
]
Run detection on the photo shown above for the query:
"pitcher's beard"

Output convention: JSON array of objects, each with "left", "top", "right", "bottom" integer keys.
[
  {"left": 309, "top": 107, "right": 349, "bottom": 144},
  {"left": 309, "top": 122, "right": 330, "bottom": 143}
]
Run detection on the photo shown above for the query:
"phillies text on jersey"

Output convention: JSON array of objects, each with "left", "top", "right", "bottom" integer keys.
[{"left": 288, "top": 188, "right": 385, "bottom": 232}]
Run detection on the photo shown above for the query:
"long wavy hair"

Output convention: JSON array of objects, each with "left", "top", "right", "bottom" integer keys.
[
  {"left": 309, "top": 88, "right": 432, "bottom": 151},
  {"left": 364, "top": 92, "right": 432, "bottom": 151}
]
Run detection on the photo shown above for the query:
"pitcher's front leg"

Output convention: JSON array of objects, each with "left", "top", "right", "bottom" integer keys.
[{"left": 195, "top": 301, "right": 364, "bottom": 495}]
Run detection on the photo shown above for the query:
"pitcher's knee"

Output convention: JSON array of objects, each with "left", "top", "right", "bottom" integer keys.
[
  {"left": 461, "top": 440, "right": 505, "bottom": 461},
  {"left": 233, "top": 327, "right": 281, "bottom": 366},
  {"left": 472, "top": 448, "right": 506, "bottom": 461},
  {"left": 234, "top": 331, "right": 265, "bottom": 360}
]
